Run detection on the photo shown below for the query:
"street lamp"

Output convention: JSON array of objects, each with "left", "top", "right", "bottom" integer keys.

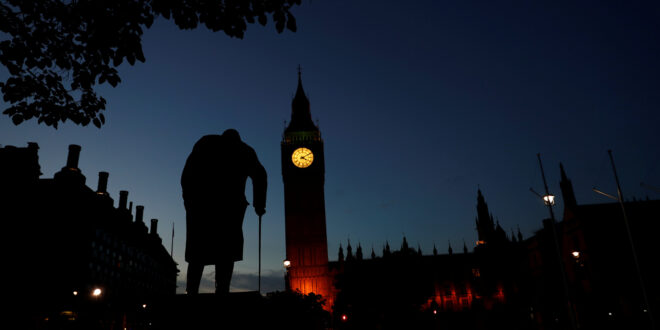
[
  {"left": 543, "top": 194, "right": 555, "bottom": 206},
  {"left": 283, "top": 259, "right": 292, "bottom": 291},
  {"left": 529, "top": 188, "right": 554, "bottom": 206},
  {"left": 92, "top": 288, "right": 102, "bottom": 297},
  {"left": 536, "top": 153, "right": 577, "bottom": 330}
]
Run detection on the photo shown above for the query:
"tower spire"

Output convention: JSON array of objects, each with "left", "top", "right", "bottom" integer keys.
[
  {"left": 286, "top": 67, "right": 317, "bottom": 133},
  {"left": 476, "top": 188, "right": 495, "bottom": 244},
  {"left": 346, "top": 239, "right": 353, "bottom": 260},
  {"left": 559, "top": 162, "right": 578, "bottom": 211}
]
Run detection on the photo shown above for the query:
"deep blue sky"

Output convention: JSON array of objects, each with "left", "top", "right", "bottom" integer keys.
[{"left": 2, "top": 0, "right": 659, "bottom": 293}]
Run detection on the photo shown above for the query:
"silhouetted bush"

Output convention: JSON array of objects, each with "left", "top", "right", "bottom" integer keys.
[{"left": 263, "top": 291, "right": 330, "bottom": 330}]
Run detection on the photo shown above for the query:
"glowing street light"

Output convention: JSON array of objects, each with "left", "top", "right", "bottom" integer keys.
[
  {"left": 571, "top": 251, "right": 580, "bottom": 259},
  {"left": 92, "top": 288, "right": 102, "bottom": 297},
  {"left": 529, "top": 188, "right": 555, "bottom": 206},
  {"left": 283, "top": 260, "right": 291, "bottom": 268},
  {"left": 72, "top": 291, "right": 78, "bottom": 296},
  {"left": 543, "top": 194, "right": 555, "bottom": 206}
]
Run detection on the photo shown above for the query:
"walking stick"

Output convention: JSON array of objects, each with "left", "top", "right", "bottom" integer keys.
[{"left": 258, "top": 214, "right": 262, "bottom": 294}]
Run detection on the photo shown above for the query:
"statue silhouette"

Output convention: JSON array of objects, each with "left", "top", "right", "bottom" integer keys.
[{"left": 181, "top": 129, "right": 267, "bottom": 294}]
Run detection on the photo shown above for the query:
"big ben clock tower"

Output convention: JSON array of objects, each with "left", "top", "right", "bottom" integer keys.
[{"left": 282, "top": 70, "right": 332, "bottom": 303}]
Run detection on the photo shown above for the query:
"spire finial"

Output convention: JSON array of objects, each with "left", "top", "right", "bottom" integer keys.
[
  {"left": 560, "top": 162, "right": 569, "bottom": 181},
  {"left": 297, "top": 64, "right": 302, "bottom": 80}
]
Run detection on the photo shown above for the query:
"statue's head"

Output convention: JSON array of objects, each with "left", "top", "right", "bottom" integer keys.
[{"left": 222, "top": 129, "right": 241, "bottom": 142}]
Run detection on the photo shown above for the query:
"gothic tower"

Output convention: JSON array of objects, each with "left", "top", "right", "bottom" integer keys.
[
  {"left": 282, "top": 71, "right": 331, "bottom": 301},
  {"left": 475, "top": 188, "right": 495, "bottom": 245}
]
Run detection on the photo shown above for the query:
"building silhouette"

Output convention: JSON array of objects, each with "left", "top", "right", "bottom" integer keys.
[
  {"left": 1, "top": 143, "right": 178, "bottom": 329},
  {"left": 328, "top": 190, "right": 528, "bottom": 329},
  {"left": 525, "top": 164, "right": 660, "bottom": 330}
]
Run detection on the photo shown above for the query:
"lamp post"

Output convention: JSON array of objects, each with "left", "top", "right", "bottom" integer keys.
[
  {"left": 537, "top": 153, "right": 578, "bottom": 330},
  {"left": 606, "top": 150, "right": 655, "bottom": 330},
  {"left": 283, "top": 259, "right": 291, "bottom": 291}
]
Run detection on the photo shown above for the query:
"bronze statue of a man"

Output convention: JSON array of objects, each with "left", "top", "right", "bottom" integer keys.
[{"left": 181, "top": 129, "right": 267, "bottom": 294}]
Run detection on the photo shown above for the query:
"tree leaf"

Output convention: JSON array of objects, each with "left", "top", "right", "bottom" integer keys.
[
  {"left": 11, "top": 114, "right": 24, "bottom": 125},
  {"left": 0, "top": 0, "right": 301, "bottom": 128}
]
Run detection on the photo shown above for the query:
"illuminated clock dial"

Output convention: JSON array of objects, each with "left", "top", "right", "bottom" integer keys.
[{"left": 291, "top": 147, "right": 314, "bottom": 168}]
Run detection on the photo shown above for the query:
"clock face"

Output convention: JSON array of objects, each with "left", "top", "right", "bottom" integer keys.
[{"left": 291, "top": 147, "right": 314, "bottom": 168}]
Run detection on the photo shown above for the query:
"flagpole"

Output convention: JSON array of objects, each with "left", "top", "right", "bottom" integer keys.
[{"left": 608, "top": 150, "right": 655, "bottom": 330}]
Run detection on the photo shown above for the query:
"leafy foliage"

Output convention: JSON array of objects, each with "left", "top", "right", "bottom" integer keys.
[
  {"left": 264, "top": 290, "right": 330, "bottom": 330},
  {"left": 0, "top": 0, "right": 300, "bottom": 128}
]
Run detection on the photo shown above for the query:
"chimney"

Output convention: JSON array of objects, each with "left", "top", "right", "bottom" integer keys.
[
  {"left": 119, "top": 190, "right": 128, "bottom": 209},
  {"left": 97, "top": 172, "right": 109, "bottom": 195},
  {"left": 136, "top": 205, "right": 144, "bottom": 223},
  {"left": 66, "top": 144, "right": 81, "bottom": 170},
  {"left": 54, "top": 144, "right": 85, "bottom": 184},
  {"left": 150, "top": 219, "right": 158, "bottom": 235}
]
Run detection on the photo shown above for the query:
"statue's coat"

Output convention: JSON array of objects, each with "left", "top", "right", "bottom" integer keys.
[{"left": 182, "top": 133, "right": 267, "bottom": 265}]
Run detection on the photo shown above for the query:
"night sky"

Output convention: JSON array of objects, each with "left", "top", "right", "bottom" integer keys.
[{"left": 2, "top": 0, "right": 659, "bottom": 293}]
